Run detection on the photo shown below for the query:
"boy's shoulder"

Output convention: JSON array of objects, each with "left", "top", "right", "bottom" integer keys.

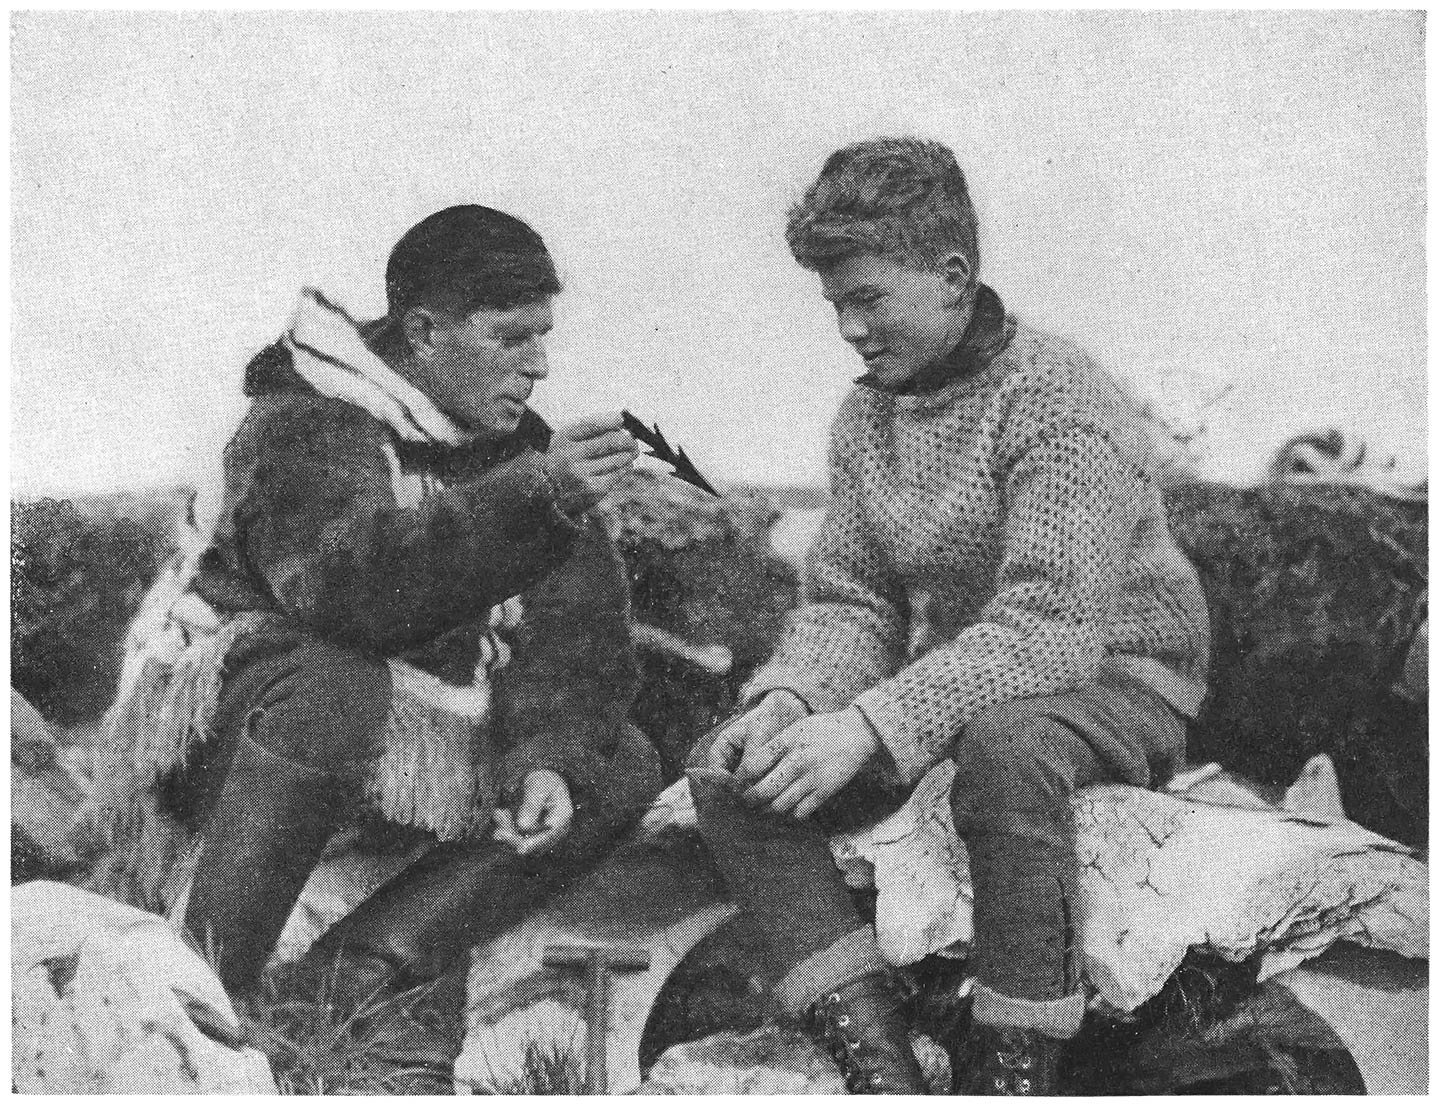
[{"left": 993, "top": 318, "right": 1145, "bottom": 435}]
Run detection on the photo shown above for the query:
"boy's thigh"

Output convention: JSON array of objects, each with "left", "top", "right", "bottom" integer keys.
[{"left": 955, "top": 672, "right": 1186, "bottom": 800}]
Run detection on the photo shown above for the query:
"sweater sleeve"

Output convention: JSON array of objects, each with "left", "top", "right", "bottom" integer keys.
[
  {"left": 492, "top": 514, "right": 641, "bottom": 799},
  {"left": 742, "top": 415, "right": 908, "bottom": 713},
  {"left": 851, "top": 417, "right": 1140, "bottom": 786},
  {"left": 235, "top": 402, "right": 580, "bottom": 654}
]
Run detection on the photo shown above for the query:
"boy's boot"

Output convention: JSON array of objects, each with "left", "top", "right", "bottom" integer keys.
[
  {"left": 806, "top": 972, "right": 928, "bottom": 1094},
  {"left": 957, "top": 1023, "right": 1064, "bottom": 1096}
]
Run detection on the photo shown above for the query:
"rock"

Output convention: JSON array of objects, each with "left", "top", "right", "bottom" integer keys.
[
  {"left": 12, "top": 690, "right": 91, "bottom": 881},
  {"left": 639, "top": 1024, "right": 949, "bottom": 1094},
  {"left": 11, "top": 880, "right": 275, "bottom": 1094},
  {"left": 456, "top": 826, "right": 734, "bottom": 1095},
  {"left": 822, "top": 757, "right": 1428, "bottom": 1013},
  {"left": 1274, "top": 943, "right": 1428, "bottom": 1094}
]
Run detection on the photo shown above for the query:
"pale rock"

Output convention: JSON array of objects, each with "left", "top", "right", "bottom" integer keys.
[
  {"left": 456, "top": 826, "right": 734, "bottom": 1094},
  {"left": 640, "top": 1024, "right": 950, "bottom": 1094},
  {"left": 826, "top": 757, "right": 1428, "bottom": 1012},
  {"left": 11, "top": 880, "right": 275, "bottom": 1094}
]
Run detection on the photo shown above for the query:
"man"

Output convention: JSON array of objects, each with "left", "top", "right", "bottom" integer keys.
[
  {"left": 689, "top": 139, "right": 1210, "bottom": 1095},
  {"left": 131, "top": 204, "right": 660, "bottom": 1087}
]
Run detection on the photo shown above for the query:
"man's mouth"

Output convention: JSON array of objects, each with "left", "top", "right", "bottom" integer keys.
[{"left": 859, "top": 348, "right": 887, "bottom": 364}]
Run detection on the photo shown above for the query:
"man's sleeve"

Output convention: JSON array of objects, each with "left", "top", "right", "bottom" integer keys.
[
  {"left": 236, "top": 403, "right": 581, "bottom": 654},
  {"left": 742, "top": 426, "right": 908, "bottom": 714},
  {"left": 491, "top": 514, "right": 641, "bottom": 799},
  {"left": 851, "top": 418, "right": 1138, "bottom": 786}
]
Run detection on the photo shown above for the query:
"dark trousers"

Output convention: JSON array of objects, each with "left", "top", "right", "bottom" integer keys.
[
  {"left": 689, "top": 669, "right": 1186, "bottom": 1009},
  {"left": 178, "top": 624, "right": 658, "bottom": 996}
]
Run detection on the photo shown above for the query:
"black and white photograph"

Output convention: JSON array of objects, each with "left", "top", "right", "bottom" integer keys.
[{"left": 9, "top": 9, "right": 1428, "bottom": 1095}]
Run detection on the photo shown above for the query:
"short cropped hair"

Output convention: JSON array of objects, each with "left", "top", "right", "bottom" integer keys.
[
  {"left": 785, "top": 138, "right": 980, "bottom": 281},
  {"left": 385, "top": 204, "right": 561, "bottom": 320}
]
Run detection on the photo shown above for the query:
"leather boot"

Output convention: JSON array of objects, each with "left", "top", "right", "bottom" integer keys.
[
  {"left": 298, "top": 836, "right": 602, "bottom": 1094},
  {"left": 183, "top": 731, "right": 353, "bottom": 997},
  {"left": 305, "top": 814, "right": 619, "bottom": 988},
  {"left": 806, "top": 972, "right": 928, "bottom": 1094},
  {"left": 956, "top": 1023, "right": 1064, "bottom": 1096}
]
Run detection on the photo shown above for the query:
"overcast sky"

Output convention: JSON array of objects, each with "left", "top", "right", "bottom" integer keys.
[{"left": 10, "top": 10, "right": 1426, "bottom": 497}]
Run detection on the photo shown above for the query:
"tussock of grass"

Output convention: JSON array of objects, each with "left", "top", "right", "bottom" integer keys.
[
  {"left": 233, "top": 959, "right": 586, "bottom": 1095},
  {"left": 459, "top": 1039, "right": 585, "bottom": 1095},
  {"left": 243, "top": 962, "right": 459, "bottom": 1095}
]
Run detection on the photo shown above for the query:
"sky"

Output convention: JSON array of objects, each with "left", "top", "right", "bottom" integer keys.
[{"left": 9, "top": 10, "right": 1427, "bottom": 497}]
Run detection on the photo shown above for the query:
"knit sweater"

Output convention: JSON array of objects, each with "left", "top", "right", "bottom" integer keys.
[{"left": 744, "top": 288, "right": 1211, "bottom": 788}]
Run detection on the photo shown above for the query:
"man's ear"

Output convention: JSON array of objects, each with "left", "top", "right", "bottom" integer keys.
[
  {"left": 940, "top": 252, "right": 973, "bottom": 302},
  {"left": 401, "top": 305, "right": 440, "bottom": 358}
]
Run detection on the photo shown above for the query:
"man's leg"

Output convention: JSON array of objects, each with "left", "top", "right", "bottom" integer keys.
[
  {"left": 688, "top": 735, "right": 926, "bottom": 1094},
  {"left": 949, "top": 672, "right": 1185, "bottom": 1094},
  {"left": 182, "top": 631, "right": 391, "bottom": 998},
  {"left": 306, "top": 723, "right": 660, "bottom": 992},
  {"left": 295, "top": 724, "right": 662, "bottom": 1092}
]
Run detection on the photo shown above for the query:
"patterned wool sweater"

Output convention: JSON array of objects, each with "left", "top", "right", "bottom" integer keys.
[{"left": 745, "top": 290, "right": 1211, "bottom": 788}]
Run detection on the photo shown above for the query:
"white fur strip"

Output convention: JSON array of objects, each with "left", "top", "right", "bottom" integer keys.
[{"left": 286, "top": 288, "right": 475, "bottom": 447}]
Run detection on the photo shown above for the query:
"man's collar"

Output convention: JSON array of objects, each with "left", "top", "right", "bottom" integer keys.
[
  {"left": 855, "top": 283, "right": 1015, "bottom": 396},
  {"left": 285, "top": 288, "right": 479, "bottom": 448}
]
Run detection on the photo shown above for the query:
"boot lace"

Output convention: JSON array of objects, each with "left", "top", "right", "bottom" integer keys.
[{"left": 812, "top": 991, "right": 888, "bottom": 1093}]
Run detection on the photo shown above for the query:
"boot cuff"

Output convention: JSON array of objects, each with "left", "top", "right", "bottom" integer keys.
[
  {"left": 772, "top": 925, "right": 887, "bottom": 1019},
  {"left": 972, "top": 983, "right": 1086, "bottom": 1040}
]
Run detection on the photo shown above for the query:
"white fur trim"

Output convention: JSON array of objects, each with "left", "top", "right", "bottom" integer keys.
[{"left": 285, "top": 288, "right": 475, "bottom": 447}]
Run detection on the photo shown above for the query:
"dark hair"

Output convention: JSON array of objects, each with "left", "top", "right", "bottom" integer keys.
[
  {"left": 785, "top": 138, "right": 980, "bottom": 282},
  {"left": 385, "top": 204, "right": 561, "bottom": 320}
]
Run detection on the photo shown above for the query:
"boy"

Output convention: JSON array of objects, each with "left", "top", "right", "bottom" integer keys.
[{"left": 689, "top": 140, "right": 1210, "bottom": 1095}]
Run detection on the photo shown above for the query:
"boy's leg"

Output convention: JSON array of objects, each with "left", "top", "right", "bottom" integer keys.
[
  {"left": 949, "top": 672, "right": 1184, "bottom": 1093},
  {"left": 182, "top": 630, "right": 391, "bottom": 997},
  {"left": 688, "top": 735, "right": 926, "bottom": 1093}
]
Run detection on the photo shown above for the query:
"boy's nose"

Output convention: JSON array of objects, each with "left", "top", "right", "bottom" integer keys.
[{"left": 837, "top": 307, "right": 867, "bottom": 344}]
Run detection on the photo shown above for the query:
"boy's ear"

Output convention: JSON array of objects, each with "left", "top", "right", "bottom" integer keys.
[{"left": 940, "top": 252, "right": 972, "bottom": 300}]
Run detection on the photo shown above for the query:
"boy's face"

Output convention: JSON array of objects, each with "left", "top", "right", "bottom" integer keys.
[
  {"left": 408, "top": 299, "right": 554, "bottom": 440},
  {"left": 819, "top": 253, "right": 970, "bottom": 390}
]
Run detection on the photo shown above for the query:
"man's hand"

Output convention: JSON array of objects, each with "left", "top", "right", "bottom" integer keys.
[
  {"left": 738, "top": 707, "right": 879, "bottom": 820},
  {"left": 699, "top": 689, "right": 811, "bottom": 779},
  {"left": 545, "top": 413, "right": 640, "bottom": 515},
  {"left": 492, "top": 769, "right": 574, "bottom": 856}
]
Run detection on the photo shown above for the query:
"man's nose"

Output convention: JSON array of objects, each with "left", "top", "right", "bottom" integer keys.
[{"left": 521, "top": 342, "right": 549, "bottom": 380}]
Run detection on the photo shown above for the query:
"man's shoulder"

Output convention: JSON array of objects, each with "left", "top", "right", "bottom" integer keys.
[{"left": 231, "top": 385, "right": 389, "bottom": 461}]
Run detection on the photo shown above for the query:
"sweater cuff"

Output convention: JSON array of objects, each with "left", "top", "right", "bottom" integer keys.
[
  {"left": 851, "top": 683, "right": 941, "bottom": 788},
  {"left": 740, "top": 665, "right": 844, "bottom": 715}
]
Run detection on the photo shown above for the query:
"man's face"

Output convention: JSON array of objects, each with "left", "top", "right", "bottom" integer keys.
[
  {"left": 819, "top": 253, "right": 969, "bottom": 390},
  {"left": 411, "top": 299, "right": 554, "bottom": 440}
]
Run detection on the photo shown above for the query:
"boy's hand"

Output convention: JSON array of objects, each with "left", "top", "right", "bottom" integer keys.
[
  {"left": 493, "top": 769, "right": 573, "bottom": 856},
  {"left": 545, "top": 413, "right": 640, "bottom": 514},
  {"left": 738, "top": 707, "right": 878, "bottom": 820},
  {"left": 700, "top": 689, "right": 811, "bottom": 777}
]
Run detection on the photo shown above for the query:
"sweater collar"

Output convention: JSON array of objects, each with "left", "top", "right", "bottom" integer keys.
[
  {"left": 854, "top": 283, "right": 1015, "bottom": 399},
  {"left": 280, "top": 288, "right": 480, "bottom": 448}
]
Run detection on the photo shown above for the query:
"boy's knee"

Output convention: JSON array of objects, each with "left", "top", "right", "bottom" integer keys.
[{"left": 951, "top": 700, "right": 1072, "bottom": 828}]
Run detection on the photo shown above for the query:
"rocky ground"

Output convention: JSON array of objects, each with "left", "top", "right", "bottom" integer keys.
[{"left": 10, "top": 466, "right": 1429, "bottom": 1093}]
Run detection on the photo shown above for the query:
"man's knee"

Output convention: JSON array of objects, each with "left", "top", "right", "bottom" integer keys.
[{"left": 233, "top": 637, "right": 392, "bottom": 770}]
